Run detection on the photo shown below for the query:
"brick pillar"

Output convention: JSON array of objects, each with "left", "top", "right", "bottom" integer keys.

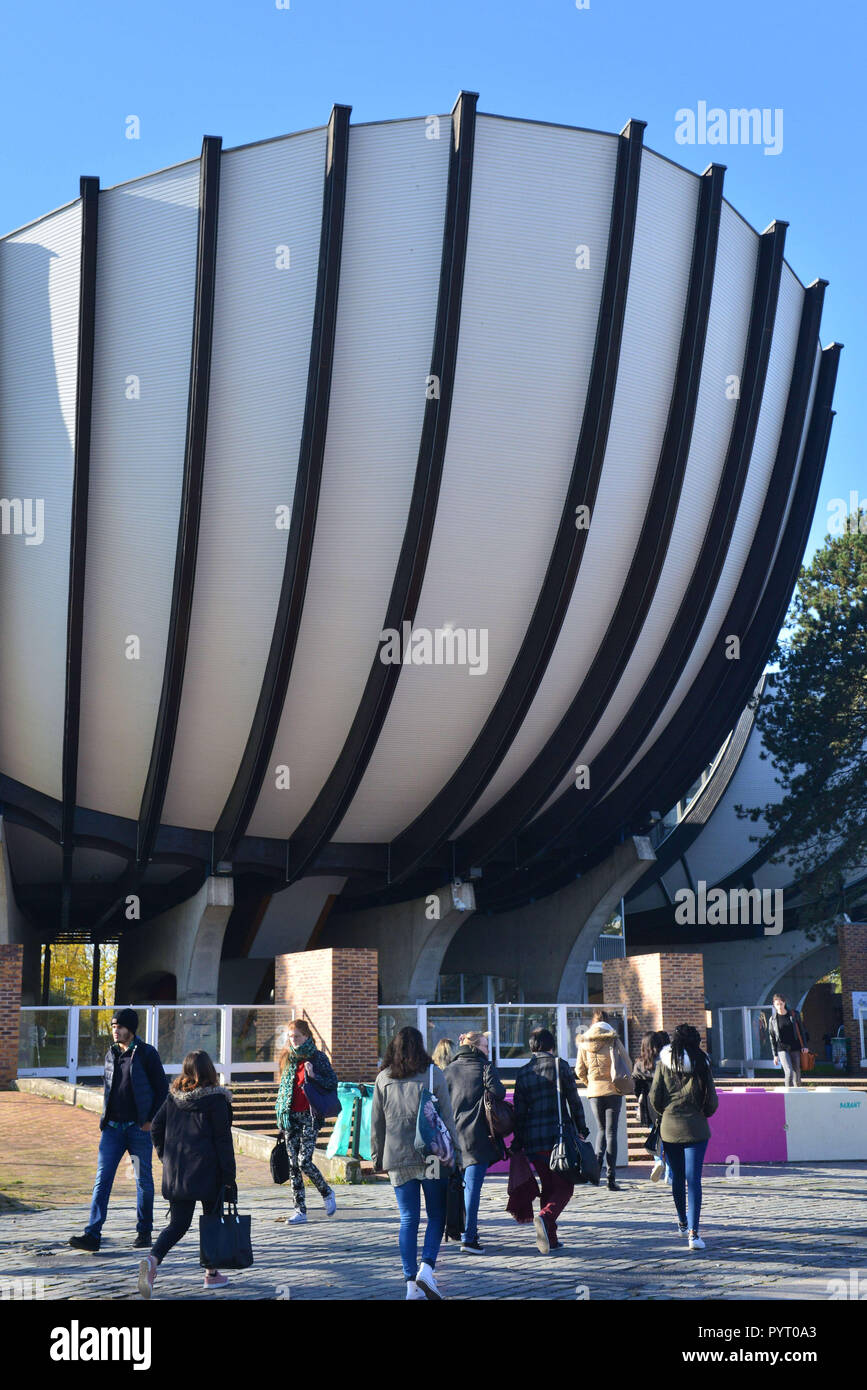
[
  {"left": 603, "top": 951, "right": 706, "bottom": 1051},
  {"left": 274, "top": 947, "right": 379, "bottom": 1081},
  {"left": 0, "top": 944, "right": 23, "bottom": 1088},
  {"left": 838, "top": 921, "right": 867, "bottom": 1073}
]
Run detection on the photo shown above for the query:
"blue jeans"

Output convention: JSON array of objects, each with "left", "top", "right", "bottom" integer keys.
[
  {"left": 664, "top": 1139, "right": 708, "bottom": 1233},
  {"left": 86, "top": 1124, "right": 154, "bottom": 1238},
  {"left": 462, "top": 1163, "right": 488, "bottom": 1244},
  {"left": 392, "top": 1176, "right": 448, "bottom": 1281}
]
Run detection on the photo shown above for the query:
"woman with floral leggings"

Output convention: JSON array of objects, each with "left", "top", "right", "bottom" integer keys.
[{"left": 275, "top": 1019, "right": 339, "bottom": 1223}]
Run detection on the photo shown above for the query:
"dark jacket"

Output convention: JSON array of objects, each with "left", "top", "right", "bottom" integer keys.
[
  {"left": 445, "top": 1045, "right": 507, "bottom": 1167},
  {"left": 648, "top": 1045, "right": 719, "bottom": 1145},
  {"left": 151, "top": 1084, "right": 237, "bottom": 1202},
  {"left": 768, "top": 1008, "right": 808, "bottom": 1057},
  {"left": 100, "top": 1036, "right": 168, "bottom": 1132},
  {"left": 632, "top": 1059, "right": 658, "bottom": 1128},
  {"left": 513, "top": 1053, "right": 588, "bottom": 1154}
]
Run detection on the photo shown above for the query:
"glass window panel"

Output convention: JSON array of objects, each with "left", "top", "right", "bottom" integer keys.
[
  {"left": 377, "top": 1007, "right": 418, "bottom": 1063},
  {"left": 425, "top": 1006, "right": 489, "bottom": 1058},
  {"left": 18, "top": 1010, "right": 68, "bottom": 1069},
  {"left": 156, "top": 1008, "right": 221, "bottom": 1066},
  {"left": 496, "top": 1006, "right": 559, "bottom": 1061}
]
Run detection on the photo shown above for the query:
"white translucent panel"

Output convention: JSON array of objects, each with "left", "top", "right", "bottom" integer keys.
[
  {"left": 0, "top": 202, "right": 82, "bottom": 798},
  {"left": 337, "top": 118, "right": 619, "bottom": 841},
  {"left": 76, "top": 163, "right": 201, "bottom": 819},
  {"left": 454, "top": 148, "right": 699, "bottom": 835},
  {"left": 162, "top": 129, "right": 327, "bottom": 829},
  {"left": 605, "top": 259, "right": 809, "bottom": 797},
  {"left": 248, "top": 119, "right": 451, "bottom": 838}
]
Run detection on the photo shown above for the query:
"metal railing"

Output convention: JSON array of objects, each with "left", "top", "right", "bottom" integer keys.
[
  {"left": 17, "top": 1005, "right": 291, "bottom": 1084},
  {"left": 379, "top": 1002, "right": 629, "bottom": 1067}
]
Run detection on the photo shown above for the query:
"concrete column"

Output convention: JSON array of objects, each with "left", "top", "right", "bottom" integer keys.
[
  {"left": 115, "top": 875, "right": 234, "bottom": 1004},
  {"left": 0, "top": 819, "right": 40, "bottom": 1005},
  {"left": 441, "top": 837, "right": 655, "bottom": 1001},
  {"left": 275, "top": 947, "right": 379, "bottom": 1079},
  {"left": 321, "top": 881, "right": 476, "bottom": 1002}
]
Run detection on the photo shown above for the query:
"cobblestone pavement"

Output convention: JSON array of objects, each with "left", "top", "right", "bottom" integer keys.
[{"left": 1, "top": 1094, "right": 865, "bottom": 1301}]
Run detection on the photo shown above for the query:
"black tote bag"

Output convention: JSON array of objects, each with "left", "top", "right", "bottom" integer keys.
[{"left": 199, "top": 1189, "right": 254, "bottom": 1270}]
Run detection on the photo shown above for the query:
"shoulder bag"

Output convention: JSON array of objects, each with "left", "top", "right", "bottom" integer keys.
[
  {"left": 269, "top": 1132, "right": 290, "bottom": 1184},
  {"left": 483, "top": 1063, "right": 515, "bottom": 1140},
  {"left": 413, "top": 1066, "right": 455, "bottom": 1167},
  {"left": 791, "top": 1014, "right": 816, "bottom": 1072},
  {"left": 610, "top": 1041, "right": 635, "bottom": 1096},
  {"left": 549, "top": 1059, "right": 600, "bottom": 1185}
]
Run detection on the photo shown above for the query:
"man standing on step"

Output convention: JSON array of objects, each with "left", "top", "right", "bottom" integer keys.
[{"left": 69, "top": 1009, "right": 168, "bottom": 1253}]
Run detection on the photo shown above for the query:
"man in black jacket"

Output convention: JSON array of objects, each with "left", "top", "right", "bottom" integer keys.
[{"left": 69, "top": 1009, "right": 168, "bottom": 1252}]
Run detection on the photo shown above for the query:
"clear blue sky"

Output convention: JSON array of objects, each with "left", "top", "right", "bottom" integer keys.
[{"left": 1, "top": 0, "right": 861, "bottom": 562}]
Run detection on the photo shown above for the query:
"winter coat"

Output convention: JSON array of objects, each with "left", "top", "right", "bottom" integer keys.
[
  {"left": 100, "top": 1036, "right": 168, "bottom": 1132},
  {"left": 648, "top": 1044, "right": 719, "bottom": 1145},
  {"left": 444, "top": 1044, "right": 507, "bottom": 1167},
  {"left": 768, "top": 1008, "right": 808, "bottom": 1057},
  {"left": 512, "top": 1053, "right": 588, "bottom": 1154},
  {"left": 574, "top": 1021, "right": 633, "bottom": 1098},
  {"left": 151, "top": 1084, "right": 237, "bottom": 1203},
  {"left": 632, "top": 1058, "right": 658, "bottom": 1128},
  {"left": 370, "top": 1065, "right": 459, "bottom": 1177}
]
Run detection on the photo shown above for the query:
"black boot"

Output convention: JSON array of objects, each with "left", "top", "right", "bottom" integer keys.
[
  {"left": 69, "top": 1233, "right": 100, "bottom": 1252},
  {"left": 607, "top": 1168, "right": 621, "bottom": 1191},
  {"left": 133, "top": 1232, "right": 152, "bottom": 1249}
]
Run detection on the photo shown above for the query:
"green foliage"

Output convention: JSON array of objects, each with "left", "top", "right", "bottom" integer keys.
[{"left": 736, "top": 521, "right": 867, "bottom": 938}]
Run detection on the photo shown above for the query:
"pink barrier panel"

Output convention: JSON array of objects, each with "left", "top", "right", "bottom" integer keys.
[
  {"left": 704, "top": 1090, "right": 787, "bottom": 1163},
  {"left": 488, "top": 1090, "right": 514, "bottom": 1174}
]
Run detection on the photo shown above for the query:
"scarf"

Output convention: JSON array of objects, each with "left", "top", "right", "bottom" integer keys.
[{"left": 275, "top": 1036, "right": 317, "bottom": 1126}]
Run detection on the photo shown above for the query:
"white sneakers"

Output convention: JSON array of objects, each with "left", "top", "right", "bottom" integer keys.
[
  {"left": 288, "top": 1209, "right": 307, "bottom": 1224},
  {"left": 406, "top": 1279, "right": 426, "bottom": 1300},
  {"left": 324, "top": 1193, "right": 337, "bottom": 1217},
  {"left": 137, "top": 1255, "right": 157, "bottom": 1299},
  {"left": 533, "top": 1214, "right": 550, "bottom": 1254},
  {"left": 688, "top": 1231, "right": 706, "bottom": 1251},
  {"left": 415, "top": 1262, "right": 443, "bottom": 1300},
  {"left": 650, "top": 1158, "right": 666, "bottom": 1183}
]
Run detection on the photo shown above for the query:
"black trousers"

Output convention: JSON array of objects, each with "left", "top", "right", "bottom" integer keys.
[
  {"left": 589, "top": 1095, "right": 622, "bottom": 1174},
  {"left": 152, "top": 1197, "right": 220, "bottom": 1266}
]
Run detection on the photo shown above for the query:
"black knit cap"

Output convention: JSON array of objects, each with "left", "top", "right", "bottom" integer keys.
[{"left": 112, "top": 1008, "right": 138, "bottom": 1034}]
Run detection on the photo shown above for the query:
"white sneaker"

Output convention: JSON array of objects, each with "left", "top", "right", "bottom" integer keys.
[
  {"left": 405, "top": 1279, "right": 425, "bottom": 1300},
  {"left": 650, "top": 1158, "right": 666, "bottom": 1183},
  {"left": 688, "top": 1231, "right": 706, "bottom": 1250},
  {"left": 323, "top": 1192, "right": 337, "bottom": 1217},
  {"left": 288, "top": 1209, "right": 307, "bottom": 1224},
  {"left": 415, "top": 1262, "right": 443, "bottom": 1300},
  {"left": 533, "top": 1214, "right": 550, "bottom": 1254}
]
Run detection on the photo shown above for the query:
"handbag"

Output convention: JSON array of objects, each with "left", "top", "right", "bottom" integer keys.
[
  {"left": 269, "top": 1132, "right": 290, "bottom": 1184},
  {"left": 413, "top": 1066, "right": 455, "bottom": 1167},
  {"left": 548, "top": 1057, "right": 585, "bottom": 1183},
  {"left": 199, "top": 1187, "right": 254, "bottom": 1270},
  {"left": 643, "top": 1116, "right": 662, "bottom": 1156},
  {"left": 792, "top": 1015, "right": 816, "bottom": 1072},
  {"left": 483, "top": 1065, "right": 515, "bottom": 1139},
  {"left": 610, "top": 1041, "right": 635, "bottom": 1097},
  {"left": 303, "top": 1072, "right": 342, "bottom": 1118}
]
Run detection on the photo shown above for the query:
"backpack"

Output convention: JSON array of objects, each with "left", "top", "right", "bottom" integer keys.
[{"left": 413, "top": 1066, "right": 455, "bottom": 1167}]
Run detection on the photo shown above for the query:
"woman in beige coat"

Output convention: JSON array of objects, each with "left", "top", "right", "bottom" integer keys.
[{"left": 575, "top": 1009, "right": 633, "bottom": 1190}]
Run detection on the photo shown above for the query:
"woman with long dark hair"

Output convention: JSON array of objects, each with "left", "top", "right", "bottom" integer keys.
[
  {"left": 649, "top": 1023, "right": 718, "bottom": 1250},
  {"left": 138, "top": 1050, "right": 236, "bottom": 1297},
  {"left": 633, "top": 1030, "right": 671, "bottom": 1183},
  {"left": 275, "top": 1018, "right": 338, "bottom": 1223},
  {"left": 371, "top": 1026, "right": 459, "bottom": 1300}
]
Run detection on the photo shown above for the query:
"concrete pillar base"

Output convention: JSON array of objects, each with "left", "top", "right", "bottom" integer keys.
[{"left": 115, "top": 875, "right": 234, "bottom": 1005}]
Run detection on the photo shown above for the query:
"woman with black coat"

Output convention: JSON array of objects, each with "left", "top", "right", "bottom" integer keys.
[
  {"left": 444, "top": 1031, "right": 506, "bottom": 1253},
  {"left": 138, "top": 1050, "right": 237, "bottom": 1298}
]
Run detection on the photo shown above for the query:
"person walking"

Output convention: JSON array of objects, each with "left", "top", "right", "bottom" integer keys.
[
  {"left": 69, "top": 1009, "right": 168, "bottom": 1253},
  {"left": 512, "top": 1028, "right": 590, "bottom": 1254},
  {"left": 275, "top": 1019, "right": 338, "bottom": 1223},
  {"left": 575, "top": 1008, "right": 633, "bottom": 1191},
  {"left": 633, "top": 1030, "right": 672, "bottom": 1184},
  {"left": 371, "top": 1026, "right": 459, "bottom": 1300},
  {"left": 444, "top": 1030, "right": 506, "bottom": 1253},
  {"left": 649, "top": 1023, "right": 718, "bottom": 1251},
  {"left": 137, "top": 1050, "right": 236, "bottom": 1297},
  {"left": 768, "top": 993, "right": 808, "bottom": 1088}
]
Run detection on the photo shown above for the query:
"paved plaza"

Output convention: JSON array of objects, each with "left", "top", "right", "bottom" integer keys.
[{"left": 0, "top": 1094, "right": 864, "bottom": 1301}]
